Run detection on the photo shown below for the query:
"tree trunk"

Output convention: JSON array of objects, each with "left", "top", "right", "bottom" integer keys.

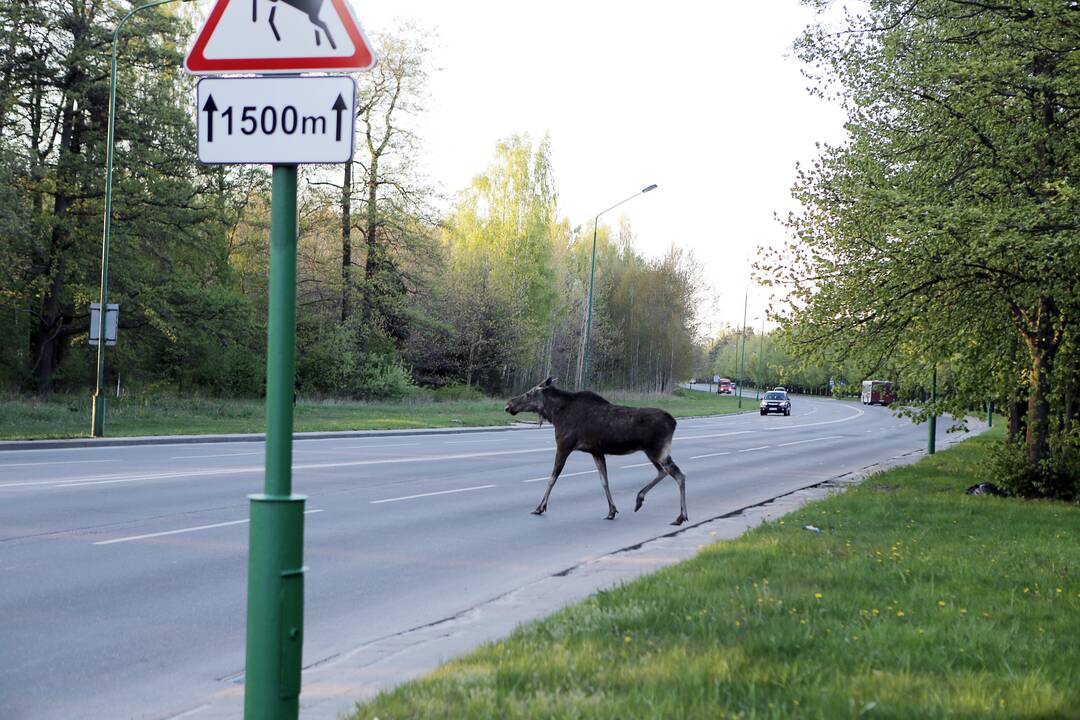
[
  {"left": 341, "top": 161, "right": 352, "bottom": 322},
  {"left": 362, "top": 154, "right": 379, "bottom": 333},
  {"left": 29, "top": 88, "right": 81, "bottom": 393},
  {"left": 1024, "top": 296, "right": 1059, "bottom": 464}
]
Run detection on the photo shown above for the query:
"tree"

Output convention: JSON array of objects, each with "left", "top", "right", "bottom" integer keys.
[
  {"left": 0, "top": 1, "right": 261, "bottom": 395},
  {"left": 763, "top": 1, "right": 1080, "bottom": 496}
]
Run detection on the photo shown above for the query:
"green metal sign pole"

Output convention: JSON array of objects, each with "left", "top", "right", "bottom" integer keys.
[
  {"left": 928, "top": 367, "right": 937, "bottom": 455},
  {"left": 244, "top": 165, "right": 306, "bottom": 720}
]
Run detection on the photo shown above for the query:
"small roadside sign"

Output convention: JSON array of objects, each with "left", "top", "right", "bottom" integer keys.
[
  {"left": 185, "top": 0, "right": 376, "bottom": 74},
  {"left": 89, "top": 303, "right": 118, "bottom": 346},
  {"left": 196, "top": 76, "right": 356, "bottom": 164}
]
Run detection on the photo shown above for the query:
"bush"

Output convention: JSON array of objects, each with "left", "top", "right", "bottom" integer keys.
[
  {"left": 430, "top": 383, "right": 484, "bottom": 402},
  {"left": 987, "top": 436, "right": 1080, "bottom": 501}
]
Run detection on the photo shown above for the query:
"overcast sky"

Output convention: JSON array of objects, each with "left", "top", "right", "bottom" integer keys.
[{"left": 190, "top": 0, "right": 849, "bottom": 334}]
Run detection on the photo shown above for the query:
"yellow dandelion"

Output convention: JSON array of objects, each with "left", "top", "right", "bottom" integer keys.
[
  {"left": 872, "top": 608, "right": 880, "bottom": 616},
  {"left": 624, "top": 635, "right": 632, "bottom": 643},
  {"left": 897, "top": 611, "right": 906, "bottom": 618},
  {"left": 959, "top": 608, "right": 967, "bottom": 615},
  {"left": 937, "top": 600, "right": 945, "bottom": 607},
  {"left": 814, "top": 593, "right": 823, "bottom": 600}
]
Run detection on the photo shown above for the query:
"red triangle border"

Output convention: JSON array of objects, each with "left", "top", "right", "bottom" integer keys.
[{"left": 185, "top": 0, "right": 376, "bottom": 74}]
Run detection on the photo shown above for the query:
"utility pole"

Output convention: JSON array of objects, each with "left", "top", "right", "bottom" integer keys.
[
  {"left": 737, "top": 290, "right": 747, "bottom": 408},
  {"left": 928, "top": 367, "right": 937, "bottom": 455}
]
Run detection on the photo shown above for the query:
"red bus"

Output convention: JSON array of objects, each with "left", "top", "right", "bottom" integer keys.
[{"left": 861, "top": 380, "right": 894, "bottom": 406}]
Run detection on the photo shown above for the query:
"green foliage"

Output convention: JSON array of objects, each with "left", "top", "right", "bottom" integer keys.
[
  {"left": 760, "top": 1, "right": 1080, "bottom": 494},
  {"left": 296, "top": 320, "right": 414, "bottom": 400},
  {"left": 988, "top": 436, "right": 1080, "bottom": 502}
]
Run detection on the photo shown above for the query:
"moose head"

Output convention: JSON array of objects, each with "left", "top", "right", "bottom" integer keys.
[{"left": 505, "top": 377, "right": 555, "bottom": 417}]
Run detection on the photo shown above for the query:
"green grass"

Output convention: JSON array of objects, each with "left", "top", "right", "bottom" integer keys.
[
  {"left": 0, "top": 387, "right": 743, "bottom": 440},
  {"left": 347, "top": 427, "right": 1080, "bottom": 720}
]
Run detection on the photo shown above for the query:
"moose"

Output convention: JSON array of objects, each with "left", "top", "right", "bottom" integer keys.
[
  {"left": 505, "top": 377, "right": 689, "bottom": 525},
  {"left": 253, "top": 0, "right": 338, "bottom": 50}
]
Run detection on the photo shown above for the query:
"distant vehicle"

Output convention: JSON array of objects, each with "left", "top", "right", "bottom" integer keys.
[
  {"left": 861, "top": 380, "right": 894, "bottom": 406},
  {"left": 718, "top": 378, "right": 735, "bottom": 395},
  {"left": 760, "top": 390, "right": 791, "bottom": 416},
  {"left": 773, "top": 386, "right": 786, "bottom": 392}
]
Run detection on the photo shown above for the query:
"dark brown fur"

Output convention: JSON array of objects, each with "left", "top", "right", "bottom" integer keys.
[{"left": 505, "top": 377, "right": 688, "bottom": 525}]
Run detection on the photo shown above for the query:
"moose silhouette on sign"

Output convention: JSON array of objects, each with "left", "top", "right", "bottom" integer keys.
[{"left": 252, "top": 0, "right": 337, "bottom": 50}]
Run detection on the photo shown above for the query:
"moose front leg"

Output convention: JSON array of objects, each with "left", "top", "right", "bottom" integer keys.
[
  {"left": 591, "top": 453, "right": 617, "bottom": 519},
  {"left": 533, "top": 446, "right": 569, "bottom": 516},
  {"left": 634, "top": 458, "right": 668, "bottom": 513}
]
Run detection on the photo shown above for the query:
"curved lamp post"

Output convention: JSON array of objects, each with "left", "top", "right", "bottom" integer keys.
[
  {"left": 578, "top": 183, "right": 657, "bottom": 389},
  {"left": 92, "top": 0, "right": 193, "bottom": 437}
]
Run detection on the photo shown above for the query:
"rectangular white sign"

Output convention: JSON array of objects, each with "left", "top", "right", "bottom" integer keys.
[{"left": 196, "top": 76, "right": 355, "bottom": 164}]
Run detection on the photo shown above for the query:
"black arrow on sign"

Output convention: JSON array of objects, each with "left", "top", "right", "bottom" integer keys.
[
  {"left": 202, "top": 94, "right": 218, "bottom": 143},
  {"left": 332, "top": 93, "right": 347, "bottom": 141}
]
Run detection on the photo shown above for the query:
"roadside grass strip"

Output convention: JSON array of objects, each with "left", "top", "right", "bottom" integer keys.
[
  {"left": 0, "top": 389, "right": 743, "bottom": 440},
  {"left": 347, "top": 427, "right": 1080, "bottom": 719}
]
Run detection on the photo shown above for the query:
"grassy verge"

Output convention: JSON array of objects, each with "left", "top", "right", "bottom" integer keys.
[
  {"left": 347, "top": 427, "right": 1080, "bottom": 720},
  {"left": 0, "top": 387, "right": 743, "bottom": 440}
]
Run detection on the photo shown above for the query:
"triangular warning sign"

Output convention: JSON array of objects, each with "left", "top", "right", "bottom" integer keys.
[{"left": 185, "top": 0, "right": 377, "bottom": 74}]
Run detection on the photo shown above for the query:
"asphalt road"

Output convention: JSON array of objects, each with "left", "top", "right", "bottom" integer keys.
[{"left": 1, "top": 396, "right": 960, "bottom": 719}]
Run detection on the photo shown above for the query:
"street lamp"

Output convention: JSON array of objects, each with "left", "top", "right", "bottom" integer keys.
[
  {"left": 577, "top": 183, "right": 657, "bottom": 389},
  {"left": 756, "top": 314, "right": 765, "bottom": 400},
  {"left": 92, "top": 0, "right": 193, "bottom": 437},
  {"left": 736, "top": 287, "right": 748, "bottom": 408}
]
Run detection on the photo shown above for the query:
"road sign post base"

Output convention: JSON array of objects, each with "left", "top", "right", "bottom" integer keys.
[
  {"left": 91, "top": 392, "right": 106, "bottom": 437},
  {"left": 244, "top": 494, "right": 307, "bottom": 719}
]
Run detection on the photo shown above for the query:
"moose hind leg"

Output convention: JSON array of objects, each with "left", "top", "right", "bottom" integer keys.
[
  {"left": 634, "top": 456, "right": 668, "bottom": 513},
  {"left": 533, "top": 446, "right": 569, "bottom": 516},
  {"left": 666, "top": 458, "right": 688, "bottom": 526},
  {"left": 592, "top": 454, "right": 617, "bottom": 520}
]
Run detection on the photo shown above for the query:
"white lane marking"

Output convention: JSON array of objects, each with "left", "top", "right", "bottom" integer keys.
[
  {"left": 690, "top": 451, "right": 731, "bottom": 459},
  {"left": 293, "top": 442, "right": 419, "bottom": 450},
  {"left": 370, "top": 485, "right": 495, "bottom": 504},
  {"left": 677, "top": 430, "right": 754, "bottom": 441},
  {"left": 444, "top": 438, "right": 506, "bottom": 444},
  {"left": 523, "top": 469, "right": 595, "bottom": 483},
  {"left": 169, "top": 452, "right": 261, "bottom": 460},
  {"left": 8, "top": 446, "right": 556, "bottom": 490},
  {"left": 94, "top": 509, "right": 325, "bottom": 545},
  {"left": 775, "top": 435, "right": 844, "bottom": 448},
  {"left": 619, "top": 461, "right": 653, "bottom": 469},
  {"left": 738, "top": 446, "right": 770, "bottom": 453},
  {"left": 0, "top": 459, "right": 119, "bottom": 468}
]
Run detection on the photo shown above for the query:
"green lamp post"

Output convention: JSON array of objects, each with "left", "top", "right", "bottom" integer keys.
[
  {"left": 578, "top": 183, "right": 657, "bottom": 389},
  {"left": 92, "top": 0, "right": 193, "bottom": 437}
]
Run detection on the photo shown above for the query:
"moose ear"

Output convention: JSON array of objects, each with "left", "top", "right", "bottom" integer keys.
[{"left": 543, "top": 376, "right": 555, "bottom": 387}]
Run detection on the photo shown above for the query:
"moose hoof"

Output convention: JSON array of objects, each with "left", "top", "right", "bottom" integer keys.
[
  {"left": 606, "top": 508, "right": 618, "bottom": 520},
  {"left": 531, "top": 506, "right": 546, "bottom": 516},
  {"left": 634, "top": 496, "right": 644, "bottom": 512},
  {"left": 670, "top": 515, "right": 687, "bottom": 526}
]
